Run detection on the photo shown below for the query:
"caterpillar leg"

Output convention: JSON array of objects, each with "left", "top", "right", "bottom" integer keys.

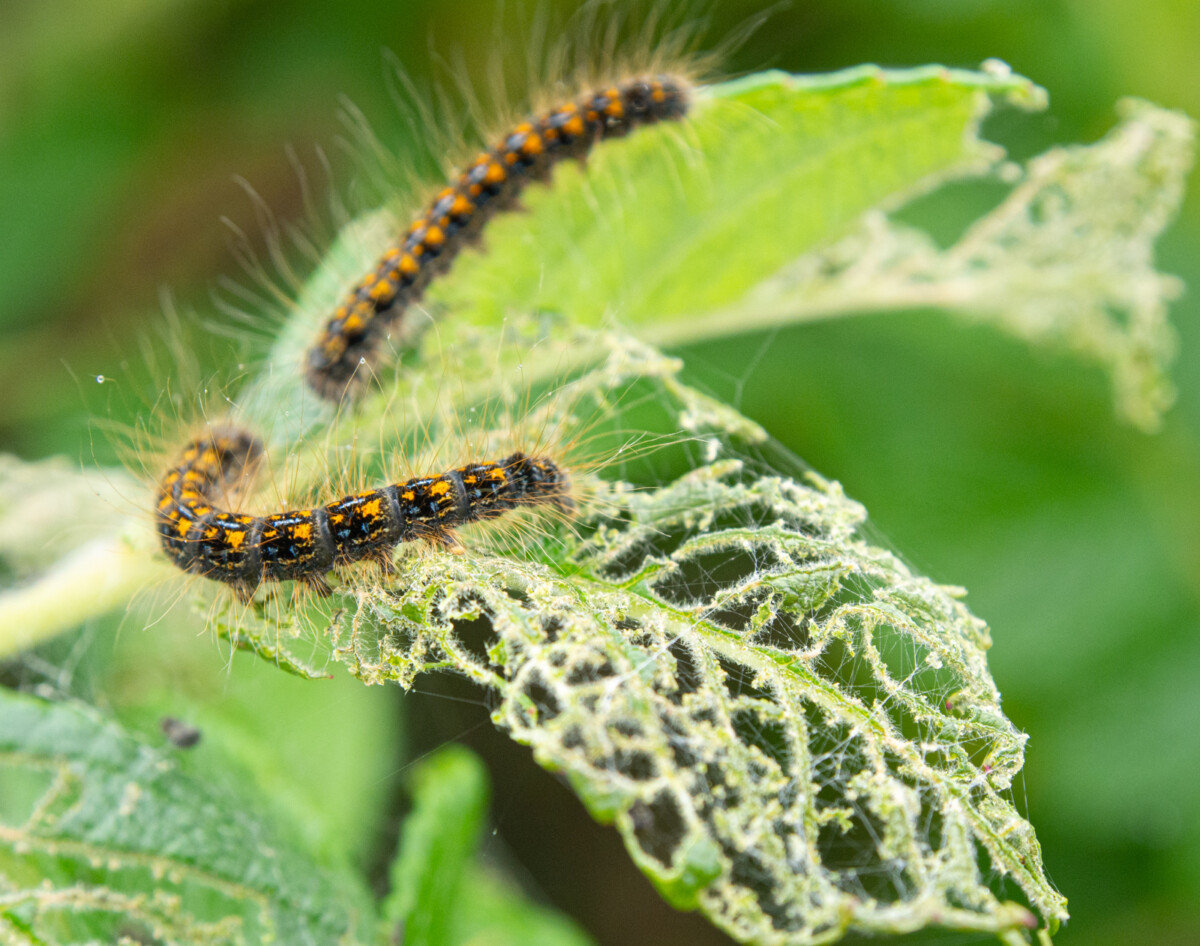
[
  {"left": 370, "top": 548, "right": 397, "bottom": 575},
  {"left": 303, "top": 573, "right": 334, "bottom": 597},
  {"left": 230, "top": 579, "right": 259, "bottom": 606},
  {"left": 421, "top": 527, "right": 466, "bottom": 555}
]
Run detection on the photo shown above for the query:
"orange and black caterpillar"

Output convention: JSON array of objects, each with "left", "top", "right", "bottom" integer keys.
[
  {"left": 156, "top": 429, "right": 571, "bottom": 601},
  {"left": 305, "top": 74, "right": 691, "bottom": 400}
]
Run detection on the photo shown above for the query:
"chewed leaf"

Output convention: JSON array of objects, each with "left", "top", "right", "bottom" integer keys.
[
  {"left": 325, "top": 335, "right": 1067, "bottom": 944},
  {"left": 432, "top": 64, "right": 1045, "bottom": 330},
  {"left": 0, "top": 690, "right": 373, "bottom": 945},
  {"left": 716, "top": 98, "right": 1196, "bottom": 431}
]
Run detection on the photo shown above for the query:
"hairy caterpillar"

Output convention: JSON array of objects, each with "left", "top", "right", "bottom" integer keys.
[
  {"left": 304, "top": 74, "right": 691, "bottom": 400},
  {"left": 155, "top": 427, "right": 572, "bottom": 602}
]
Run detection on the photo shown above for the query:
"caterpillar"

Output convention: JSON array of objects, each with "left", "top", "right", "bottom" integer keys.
[
  {"left": 155, "top": 428, "right": 572, "bottom": 602},
  {"left": 305, "top": 74, "right": 691, "bottom": 400}
]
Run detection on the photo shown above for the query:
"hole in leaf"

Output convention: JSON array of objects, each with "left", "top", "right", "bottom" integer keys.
[
  {"left": 749, "top": 605, "right": 812, "bottom": 652},
  {"left": 565, "top": 655, "right": 617, "bottom": 685},
  {"left": 613, "top": 749, "right": 657, "bottom": 781},
  {"left": 452, "top": 613, "right": 499, "bottom": 667},
  {"left": 522, "top": 674, "right": 561, "bottom": 724},
  {"left": 629, "top": 790, "right": 686, "bottom": 868},
  {"left": 717, "top": 655, "right": 773, "bottom": 702},
  {"left": 540, "top": 615, "right": 563, "bottom": 642},
  {"left": 732, "top": 709, "right": 790, "bottom": 772},
  {"left": 667, "top": 637, "right": 704, "bottom": 697},
  {"left": 705, "top": 589, "right": 762, "bottom": 633},
  {"left": 816, "top": 798, "right": 910, "bottom": 905},
  {"left": 653, "top": 545, "right": 776, "bottom": 607},
  {"left": 812, "top": 636, "right": 883, "bottom": 706},
  {"left": 727, "top": 847, "right": 801, "bottom": 932}
]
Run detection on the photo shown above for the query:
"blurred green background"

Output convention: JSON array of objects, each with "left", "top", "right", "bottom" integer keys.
[{"left": 1, "top": 0, "right": 1197, "bottom": 944}]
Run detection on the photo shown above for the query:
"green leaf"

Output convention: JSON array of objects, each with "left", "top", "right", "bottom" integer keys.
[
  {"left": 450, "top": 867, "right": 596, "bottom": 946},
  {"left": 382, "top": 746, "right": 490, "bottom": 946},
  {"left": 0, "top": 690, "right": 374, "bottom": 945},
  {"left": 111, "top": 642, "right": 403, "bottom": 869},
  {"left": 380, "top": 745, "right": 595, "bottom": 946}
]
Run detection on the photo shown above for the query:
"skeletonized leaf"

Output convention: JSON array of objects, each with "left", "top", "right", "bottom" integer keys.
[
  {"left": 318, "top": 334, "right": 1068, "bottom": 944},
  {"left": 721, "top": 98, "right": 1195, "bottom": 431}
]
